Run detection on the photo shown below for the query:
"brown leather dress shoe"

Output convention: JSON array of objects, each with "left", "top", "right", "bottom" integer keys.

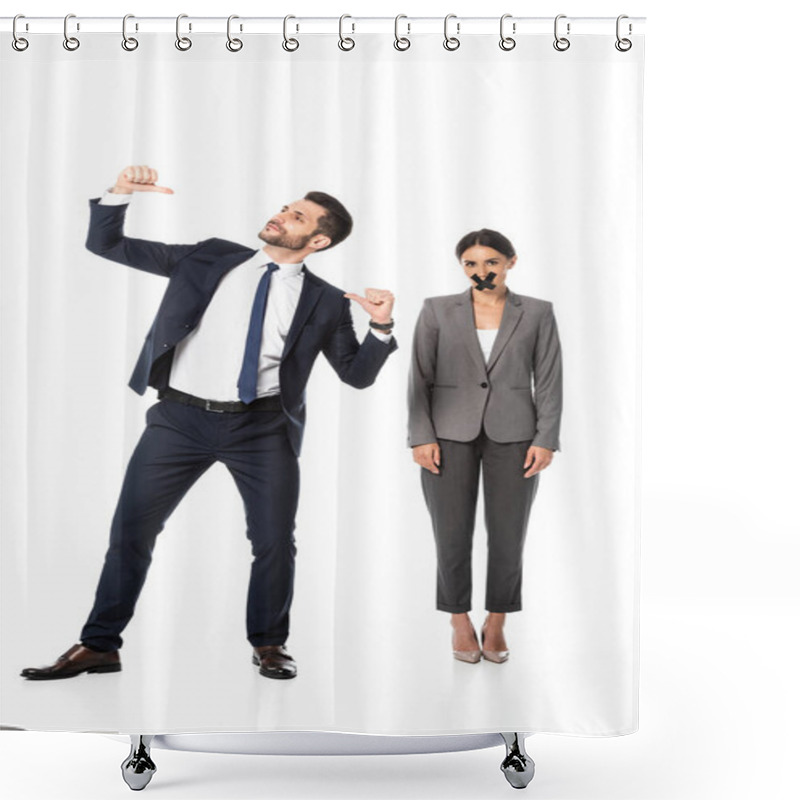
[
  {"left": 252, "top": 645, "right": 297, "bottom": 680},
  {"left": 20, "top": 644, "right": 121, "bottom": 680}
]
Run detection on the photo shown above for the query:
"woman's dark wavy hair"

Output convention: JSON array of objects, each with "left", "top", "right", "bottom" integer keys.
[{"left": 455, "top": 228, "right": 516, "bottom": 261}]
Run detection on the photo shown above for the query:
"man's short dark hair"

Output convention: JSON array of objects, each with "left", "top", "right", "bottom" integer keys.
[{"left": 304, "top": 191, "right": 353, "bottom": 250}]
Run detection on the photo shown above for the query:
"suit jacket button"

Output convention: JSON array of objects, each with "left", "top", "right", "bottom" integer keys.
[
  {"left": 480, "top": 382, "right": 488, "bottom": 388},
  {"left": 162, "top": 343, "right": 170, "bottom": 348}
]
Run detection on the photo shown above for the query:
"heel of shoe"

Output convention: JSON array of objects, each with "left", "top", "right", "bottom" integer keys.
[{"left": 87, "top": 663, "right": 122, "bottom": 674}]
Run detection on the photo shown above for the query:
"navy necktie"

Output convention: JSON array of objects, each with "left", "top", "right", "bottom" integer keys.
[{"left": 237, "top": 262, "right": 279, "bottom": 404}]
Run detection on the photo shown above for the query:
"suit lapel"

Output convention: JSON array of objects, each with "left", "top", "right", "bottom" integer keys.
[
  {"left": 217, "top": 248, "right": 259, "bottom": 273},
  {"left": 454, "top": 289, "right": 489, "bottom": 377},
  {"left": 485, "top": 290, "right": 523, "bottom": 372},
  {"left": 190, "top": 247, "right": 259, "bottom": 294},
  {"left": 282, "top": 266, "right": 324, "bottom": 359}
]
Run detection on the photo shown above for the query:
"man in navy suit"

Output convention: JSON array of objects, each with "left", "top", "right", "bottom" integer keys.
[{"left": 21, "top": 165, "right": 397, "bottom": 681}]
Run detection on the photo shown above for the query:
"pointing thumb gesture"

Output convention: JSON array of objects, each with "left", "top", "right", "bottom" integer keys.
[
  {"left": 112, "top": 165, "right": 174, "bottom": 195},
  {"left": 343, "top": 288, "right": 395, "bottom": 325}
]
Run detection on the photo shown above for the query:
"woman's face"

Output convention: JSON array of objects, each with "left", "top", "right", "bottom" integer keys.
[{"left": 459, "top": 245, "right": 517, "bottom": 293}]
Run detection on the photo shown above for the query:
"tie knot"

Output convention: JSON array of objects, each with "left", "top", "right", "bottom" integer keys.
[{"left": 265, "top": 262, "right": 279, "bottom": 274}]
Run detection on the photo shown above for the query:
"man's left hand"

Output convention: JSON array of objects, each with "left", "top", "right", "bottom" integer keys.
[
  {"left": 344, "top": 289, "right": 395, "bottom": 325},
  {"left": 523, "top": 445, "right": 554, "bottom": 478}
]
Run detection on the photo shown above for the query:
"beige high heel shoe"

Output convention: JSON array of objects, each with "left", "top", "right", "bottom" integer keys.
[
  {"left": 452, "top": 625, "right": 481, "bottom": 664},
  {"left": 481, "top": 624, "right": 510, "bottom": 664}
]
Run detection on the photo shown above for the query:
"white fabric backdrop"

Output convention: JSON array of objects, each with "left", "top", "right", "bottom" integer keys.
[{"left": 0, "top": 30, "right": 642, "bottom": 735}]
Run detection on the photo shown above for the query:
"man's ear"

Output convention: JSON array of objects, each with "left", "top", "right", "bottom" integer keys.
[
  {"left": 309, "top": 234, "right": 332, "bottom": 252},
  {"left": 507, "top": 255, "right": 518, "bottom": 269}
]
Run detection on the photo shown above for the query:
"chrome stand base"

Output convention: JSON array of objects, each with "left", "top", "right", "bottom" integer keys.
[
  {"left": 500, "top": 733, "right": 535, "bottom": 789},
  {"left": 121, "top": 735, "right": 157, "bottom": 791}
]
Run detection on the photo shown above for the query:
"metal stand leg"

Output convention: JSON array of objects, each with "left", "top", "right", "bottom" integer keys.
[
  {"left": 500, "top": 732, "right": 535, "bottom": 789},
  {"left": 121, "top": 735, "right": 157, "bottom": 791}
]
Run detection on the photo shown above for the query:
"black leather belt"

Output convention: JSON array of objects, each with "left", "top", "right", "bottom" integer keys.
[{"left": 159, "top": 386, "right": 283, "bottom": 413}]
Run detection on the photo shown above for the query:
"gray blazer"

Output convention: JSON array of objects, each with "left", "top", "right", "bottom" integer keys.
[{"left": 407, "top": 288, "right": 562, "bottom": 449}]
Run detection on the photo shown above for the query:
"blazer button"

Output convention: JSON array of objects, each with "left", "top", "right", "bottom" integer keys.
[
  {"left": 480, "top": 382, "right": 488, "bottom": 388},
  {"left": 162, "top": 343, "right": 170, "bottom": 349}
]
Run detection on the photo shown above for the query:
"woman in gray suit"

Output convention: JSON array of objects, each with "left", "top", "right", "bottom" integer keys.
[{"left": 408, "top": 229, "right": 562, "bottom": 664}]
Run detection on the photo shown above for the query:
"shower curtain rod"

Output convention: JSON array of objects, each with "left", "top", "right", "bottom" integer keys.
[{"left": 1, "top": 16, "right": 645, "bottom": 36}]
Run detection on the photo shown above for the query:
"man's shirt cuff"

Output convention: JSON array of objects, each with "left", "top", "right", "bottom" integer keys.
[
  {"left": 99, "top": 190, "right": 133, "bottom": 206},
  {"left": 369, "top": 329, "right": 393, "bottom": 344}
]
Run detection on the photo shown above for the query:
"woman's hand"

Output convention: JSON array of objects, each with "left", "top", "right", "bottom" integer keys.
[
  {"left": 523, "top": 445, "right": 553, "bottom": 478},
  {"left": 413, "top": 442, "right": 441, "bottom": 474}
]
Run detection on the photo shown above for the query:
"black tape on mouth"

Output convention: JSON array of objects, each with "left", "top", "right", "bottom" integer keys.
[{"left": 471, "top": 272, "right": 497, "bottom": 291}]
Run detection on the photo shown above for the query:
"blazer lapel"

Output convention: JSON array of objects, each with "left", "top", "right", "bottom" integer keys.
[
  {"left": 217, "top": 248, "right": 259, "bottom": 273},
  {"left": 189, "top": 247, "right": 259, "bottom": 294},
  {"left": 454, "top": 289, "right": 489, "bottom": 377},
  {"left": 282, "top": 266, "right": 324, "bottom": 359},
  {"left": 485, "top": 290, "right": 524, "bottom": 372}
]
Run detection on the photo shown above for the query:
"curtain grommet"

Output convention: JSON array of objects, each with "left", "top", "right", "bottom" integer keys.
[
  {"left": 553, "top": 14, "right": 570, "bottom": 52},
  {"left": 394, "top": 15, "right": 411, "bottom": 51},
  {"left": 63, "top": 13, "right": 80, "bottom": 51},
  {"left": 226, "top": 15, "right": 243, "bottom": 52},
  {"left": 175, "top": 14, "right": 192, "bottom": 51},
  {"left": 338, "top": 15, "right": 355, "bottom": 51},
  {"left": 615, "top": 15, "right": 633, "bottom": 51},
  {"left": 282, "top": 16, "right": 300, "bottom": 52},
  {"left": 499, "top": 14, "right": 516, "bottom": 51},
  {"left": 121, "top": 14, "right": 139, "bottom": 51},
  {"left": 443, "top": 14, "right": 460, "bottom": 51},
  {"left": 12, "top": 15, "right": 29, "bottom": 51}
]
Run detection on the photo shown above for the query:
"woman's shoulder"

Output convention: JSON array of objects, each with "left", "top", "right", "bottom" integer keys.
[
  {"left": 421, "top": 291, "right": 469, "bottom": 308},
  {"left": 511, "top": 292, "right": 555, "bottom": 314},
  {"left": 417, "top": 293, "right": 470, "bottom": 323}
]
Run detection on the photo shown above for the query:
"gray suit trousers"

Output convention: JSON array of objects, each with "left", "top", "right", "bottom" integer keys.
[{"left": 421, "top": 432, "right": 539, "bottom": 613}]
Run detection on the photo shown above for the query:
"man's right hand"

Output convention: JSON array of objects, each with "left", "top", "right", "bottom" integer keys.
[
  {"left": 111, "top": 165, "right": 174, "bottom": 195},
  {"left": 412, "top": 442, "right": 441, "bottom": 475}
]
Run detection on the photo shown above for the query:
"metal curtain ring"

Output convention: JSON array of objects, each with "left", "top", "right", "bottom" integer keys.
[
  {"left": 553, "top": 14, "right": 570, "bottom": 52},
  {"left": 226, "top": 15, "right": 243, "bottom": 51},
  {"left": 283, "top": 15, "right": 299, "bottom": 52},
  {"left": 338, "top": 14, "right": 355, "bottom": 51},
  {"left": 175, "top": 14, "right": 192, "bottom": 51},
  {"left": 394, "top": 14, "right": 411, "bottom": 52},
  {"left": 12, "top": 14, "right": 29, "bottom": 51},
  {"left": 394, "top": 14, "right": 411, "bottom": 51},
  {"left": 499, "top": 13, "right": 516, "bottom": 51},
  {"left": 63, "top": 13, "right": 80, "bottom": 51},
  {"left": 122, "top": 14, "right": 139, "bottom": 51},
  {"left": 443, "top": 14, "right": 460, "bottom": 51},
  {"left": 615, "top": 14, "right": 632, "bottom": 51}
]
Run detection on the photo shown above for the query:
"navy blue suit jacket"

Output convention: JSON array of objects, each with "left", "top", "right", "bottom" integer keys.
[{"left": 85, "top": 198, "right": 397, "bottom": 455}]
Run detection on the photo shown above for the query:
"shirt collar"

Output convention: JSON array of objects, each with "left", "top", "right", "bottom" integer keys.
[
  {"left": 272, "top": 261, "right": 304, "bottom": 278},
  {"left": 249, "top": 250, "right": 304, "bottom": 278}
]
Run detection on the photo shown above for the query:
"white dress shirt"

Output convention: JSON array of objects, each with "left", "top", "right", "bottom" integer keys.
[
  {"left": 171, "top": 253, "right": 303, "bottom": 400},
  {"left": 475, "top": 328, "right": 498, "bottom": 363},
  {"left": 98, "top": 192, "right": 390, "bottom": 401}
]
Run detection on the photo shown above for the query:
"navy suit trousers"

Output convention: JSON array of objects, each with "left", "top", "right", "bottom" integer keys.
[{"left": 80, "top": 399, "right": 299, "bottom": 651}]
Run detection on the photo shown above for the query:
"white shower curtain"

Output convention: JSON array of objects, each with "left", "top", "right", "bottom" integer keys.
[{"left": 0, "top": 23, "right": 643, "bottom": 735}]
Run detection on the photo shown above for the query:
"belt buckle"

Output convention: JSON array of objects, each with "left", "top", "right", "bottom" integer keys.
[{"left": 204, "top": 399, "right": 225, "bottom": 414}]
